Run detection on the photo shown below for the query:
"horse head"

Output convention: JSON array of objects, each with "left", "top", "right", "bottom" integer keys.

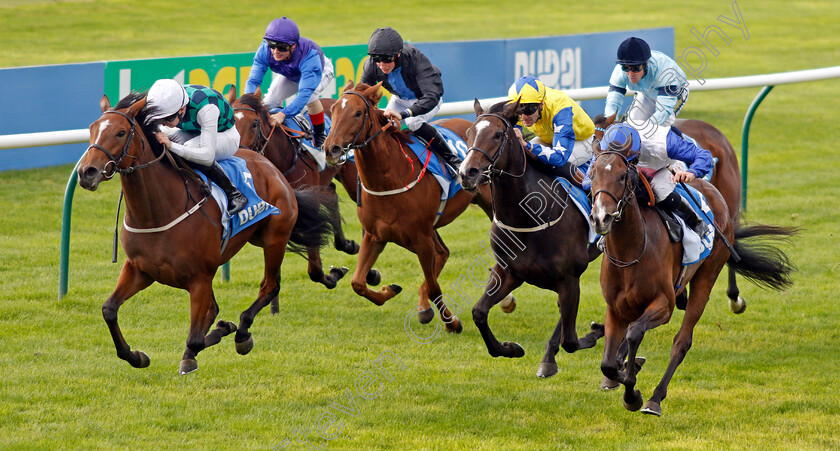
[
  {"left": 591, "top": 112, "right": 617, "bottom": 151},
  {"left": 461, "top": 98, "right": 520, "bottom": 191},
  {"left": 78, "top": 93, "right": 149, "bottom": 191},
  {"left": 229, "top": 86, "right": 270, "bottom": 153},
  {"left": 324, "top": 80, "right": 389, "bottom": 165},
  {"left": 588, "top": 131, "right": 639, "bottom": 235}
]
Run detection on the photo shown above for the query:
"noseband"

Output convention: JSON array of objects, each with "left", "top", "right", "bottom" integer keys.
[
  {"left": 331, "top": 91, "right": 396, "bottom": 164},
  {"left": 466, "top": 113, "right": 525, "bottom": 178},
  {"left": 590, "top": 150, "right": 637, "bottom": 222},
  {"left": 87, "top": 110, "right": 161, "bottom": 178}
]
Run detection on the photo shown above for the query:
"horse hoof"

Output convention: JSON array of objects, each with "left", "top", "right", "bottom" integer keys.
[
  {"left": 501, "top": 341, "right": 525, "bottom": 358},
  {"left": 445, "top": 317, "right": 463, "bottom": 334},
  {"left": 623, "top": 390, "right": 643, "bottom": 412},
  {"left": 600, "top": 376, "right": 620, "bottom": 390},
  {"left": 179, "top": 359, "right": 198, "bottom": 375},
  {"left": 235, "top": 336, "right": 254, "bottom": 355},
  {"left": 270, "top": 297, "right": 279, "bottom": 315},
  {"left": 329, "top": 266, "right": 349, "bottom": 280},
  {"left": 641, "top": 401, "right": 662, "bottom": 416},
  {"left": 366, "top": 269, "right": 381, "bottom": 286},
  {"left": 729, "top": 296, "right": 746, "bottom": 314},
  {"left": 343, "top": 241, "right": 360, "bottom": 255},
  {"left": 536, "top": 362, "right": 558, "bottom": 378},
  {"left": 132, "top": 351, "right": 151, "bottom": 369},
  {"left": 590, "top": 322, "right": 605, "bottom": 337},
  {"left": 499, "top": 295, "right": 516, "bottom": 313},
  {"left": 388, "top": 284, "right": 402, "bottom": 295},
  {"left": 217, "top": 320, "right": 237, "bottom": 335},
  {"left": 417, "top": 306, "right": 435, "bottom": 324}
]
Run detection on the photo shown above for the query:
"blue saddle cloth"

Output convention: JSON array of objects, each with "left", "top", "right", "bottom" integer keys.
[
  {"left": 403, "top": 125, "right": 468, "bottom": 200},
  {"left": 674, "top": 183, "right": 715, "bottom": 265},
  {"left": 198, "top": 156, "right": 280, "bottom": 240},
  {"left": 281, "top": 112, "right": 332, "bottom": 151},
  {"left": 554, "top": 177, "right": 599, "bottom": 244}
]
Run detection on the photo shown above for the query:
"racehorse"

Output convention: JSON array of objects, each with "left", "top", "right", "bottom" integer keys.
[
  {"left": 77, "top": 92, "right": 338, "bottom": 374},
  {"left": 323, "top": 81, "right": 494, "bottom": 333},
  {"left": 460, "top": 99, "right": 605, "bottom": 377},
  {"left": 593, "top": 113, "right": 746, "bottom": 313},
  {"left": 588, "top": 136, "right": 796, "bottom": 416},
  {"left": 228, "top": 88, "right": 360, "bottom": 291}
]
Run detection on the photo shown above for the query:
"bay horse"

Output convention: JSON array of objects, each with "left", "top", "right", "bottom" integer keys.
[
  {"left": 228, "top": 88, "right": 359, "bottom": 291},
  {"left": 593, "top": 113, "right": 746, "bottom": 313},
  {"left": 323, "top": 81, "right": 494, "bottom": 333},
  {"left": 77, "top": 92, "right": 338, "bottom": 374},
  {"left": 460, "top": 99, "right": 605, "bottom": 377},
  {"left": 588, "top": 135, "right": 796, "bottom": 416}
]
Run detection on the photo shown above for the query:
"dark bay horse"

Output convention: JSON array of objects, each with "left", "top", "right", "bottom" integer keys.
[
  {"left": 323, "top": 81, "right": 494, "bottom": 333},
  {"left": 228, "top": 88, "right": 359, "bottom": 290},
  {"left": 589, "top": 139, "right": 796, "bottom": 416},
  {"left": 593, "top": 113, "right": 746, "bottom": 313},
  {"left": 77, "top": 92, "right": 337, "bottom": 374},
  {"left": 460, "top": 99, "right": 605, "bottom": 377}
]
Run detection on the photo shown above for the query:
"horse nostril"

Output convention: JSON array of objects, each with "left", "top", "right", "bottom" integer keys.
[
  {"left": 465, "top": 167, "right": 479, "bottom": 179},
  {"left": 82, "top": 166, "right": 99, "bottom": 180}
]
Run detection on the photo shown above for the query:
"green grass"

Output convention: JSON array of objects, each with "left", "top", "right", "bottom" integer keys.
[{"left": 2, "top": 0, "right": 840, "bottom": 449}]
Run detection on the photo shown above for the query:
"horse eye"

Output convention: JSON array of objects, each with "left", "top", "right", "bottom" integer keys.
[
  {"left": 354, "top": 110, "right": 362, "bottom": 118},
  {"left": 494, "top": 131, "right": 503, "bottom": 140},
  {"left": 117, "top": 130, "right": 126, "bottom": 138}
]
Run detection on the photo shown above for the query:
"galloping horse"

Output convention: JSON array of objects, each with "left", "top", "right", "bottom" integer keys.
[
  {"left": 77, "top": 92, "right": 338, "bottom": 374},
  {"left": 461, "top": 99, "right": 605, "bottom": 377},
  {"left": 323, "top": 81, "right": 494, "bottom": 332},
  {"left": 228, "top": 88, "right": 360, "bottom": 290},
  {"left": 593, "top": 113, "right": 746, "bottom": 313},
  {"left": 588, "top": 137, "right": 796, "bottom": 416}
]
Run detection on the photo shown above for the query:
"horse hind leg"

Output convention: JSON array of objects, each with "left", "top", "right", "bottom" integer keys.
[
  {"left": 425, "top": 232, "right": 462, "bottom": 333},
  {"left": 179, "top": 279, "right": 225, "bottom": 375},
  {"left": 235, "top": 242, "right": 286, "bottom": 355},
  {"left": 304, "top": 247, "right": 347, "bottom": 290},
  {"left": 102, "top": 261, "right": 154, "bottom": 369},
  {"left": 727, "top": 265, "right": 746, "bottom": 313},
  {"left": 350, "top": 234, "right": 401, "bottom": 305}
]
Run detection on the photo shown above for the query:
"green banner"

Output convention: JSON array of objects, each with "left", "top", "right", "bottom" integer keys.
[{"left": 104, "top": 44, "right": 386, "bottom": 106}]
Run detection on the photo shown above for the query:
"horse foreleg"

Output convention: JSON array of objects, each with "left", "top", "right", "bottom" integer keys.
[
  {"left": 102, "top": 260, "right": 153, "bottom": 369},
  {"left": 179, "top": 278, "right": 218, "bottom": 374},
  {"left": 620, "top": 296, "right": 672, "bottom": 412},
  {"left": 601, "top": 307, "right": 629, "bottom": 388},
  {"left": 336, "top": 163, "right": 359, "bottom": 204},
  {"left": 417, "top": 231, "right": 450, "bottom": 325},
  {"left": 235, "top": 244, "right": 286, "bottom": 355},
  {"left": 350, "top": 233, "right": 399, "bottom": 305},
  {"left": 416, "top": 233, "right": 461, "bottom": 333},
  {"left": 643, "top": 278, "right": 714, "bottom": 416},
  {"left": 472, "top": 264, "right": 525, "bottom": 358}
]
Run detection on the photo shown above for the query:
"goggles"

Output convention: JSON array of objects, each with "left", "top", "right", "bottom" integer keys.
[
  {"left": 519, "top": 103, "right": 540, "bottom": 116},
  {"left": 369, "top": 54, "right": 397, "bottom": 63},
  {"left": 621, "top": 64, "right": 645, "bottom": 73},
  {"left": 266, "top": 40, "right": 293, "bottom": 52}
]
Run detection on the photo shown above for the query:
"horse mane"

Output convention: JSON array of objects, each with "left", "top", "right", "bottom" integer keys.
[
  {"left": 487, "top": 100, "right": 510, "bottom": 114},
  {"left": 346, "top": 83, "right": 414, "bottom": 145},
  {"left": 113, "top": 90, "right": 168, "bottom": 159},
  {"left": 237, "top": 93, "right": 270, "bottom": 120}
]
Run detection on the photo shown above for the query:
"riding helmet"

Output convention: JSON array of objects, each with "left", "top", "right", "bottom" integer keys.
[
  {"left": 616, "top": 37, "right": 651, "bottom": 65},
  {"left": 507, "top": 76, "right": 546, "bottom": 105},
  {"left": 146, "top": 79, "right": 189, "bottom": 122},
  {"left": 368, "top": 27, "right": 403, "bottom": 56},
  {"left": 264, "top": 17, "right": 300, "bottom": 44},
  {"left": 599, "top": 123, "right": 641, "bottom": 159}
]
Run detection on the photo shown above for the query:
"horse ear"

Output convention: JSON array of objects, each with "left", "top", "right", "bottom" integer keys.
[
  {"left": 255, "top": 86, "right": 263, "bottom": 100},
  {"left": 100, "top": 94, "right": 111, "bottom": 112},
  {"left": 366, "top": 82, "right": 384, "bottom": 104},
  {"left": 127, "top": 97, "right": 147, "bottom": 118},
  {"left": 503, "top": 97, "right": 520, "bottom": 121},
  {"left": 226, "top": 85, "right": 237, "bottom": 103},
  {"left": 606, "top": 112, "right": 617, "bottom": 126},
  {"left": 473, "top": 98, "right": 484, "bottom": 117},
  {"left": 342, "top": 80, "right": 355, "bottom": 95}
]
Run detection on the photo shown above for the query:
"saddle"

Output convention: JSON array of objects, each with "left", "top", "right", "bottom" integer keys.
[{"left": 634, "top": 169, "right": 683, "bottom": 243}]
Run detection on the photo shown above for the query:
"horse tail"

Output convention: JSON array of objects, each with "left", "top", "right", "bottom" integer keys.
[
  {"left": 728, "top": 224, "right": 798, "bottom": 291},
  {"left": 286, "top": 186, "right": 340, "bottom": 256}
]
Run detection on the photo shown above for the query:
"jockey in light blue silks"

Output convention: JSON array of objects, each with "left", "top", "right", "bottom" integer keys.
[
  {"left": 245, "top": 17, "right": 335, "bottom": 148},
  {"left": 598, "top": 123, "right": 714, "bottom": 235}
]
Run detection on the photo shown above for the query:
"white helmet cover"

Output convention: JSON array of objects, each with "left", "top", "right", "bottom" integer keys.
[{"left": 146, "top": 79, "right": 189, "bottom": 121}]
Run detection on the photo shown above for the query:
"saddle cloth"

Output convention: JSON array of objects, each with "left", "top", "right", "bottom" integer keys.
[
  {"left": 401, "top": 125, "right": 469, "bottom": 201},
  {"left": 281, "top": 113, "right": 332, "bottom": 171}
]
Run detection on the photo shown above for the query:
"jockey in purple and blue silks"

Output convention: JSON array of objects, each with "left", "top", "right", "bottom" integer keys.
[{"left": 245, "top": 16, "right": 334, "bottom": 148}]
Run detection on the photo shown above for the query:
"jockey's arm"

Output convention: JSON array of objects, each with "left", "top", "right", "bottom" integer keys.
[
  {"left": 169, "top": 105, "right": 219, "bottom": 167},
  {"left": 604, "top": 65, "right": 629, "bottom": 117},
  {"left": 407, "top": 53, "right": 444, "bottom": 117},
  {"left": 245, "top": 44, "right": 271, "bottom": 94},
  {"left": 666, "top": 129, "right": 713, "bottom": 180},
  {"left": 651, "top": 92, "right": 679, "bottom": 125},
  {"left": 278, "top": 50, "right": 322, "bottom": 117}
]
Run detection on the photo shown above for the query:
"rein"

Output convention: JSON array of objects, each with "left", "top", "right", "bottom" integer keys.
[
  {"left": 86, "top": 110, "right": 165, "bottom": 179},
  {"left": 591, "top": 150, "right": 647, "bottom": 266}
]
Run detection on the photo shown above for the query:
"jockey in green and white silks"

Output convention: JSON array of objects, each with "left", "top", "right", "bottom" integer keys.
[{"left": 145, "top": 79, "right": 247, "bottom": 215}]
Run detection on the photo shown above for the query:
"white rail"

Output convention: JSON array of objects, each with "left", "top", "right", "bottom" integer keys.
[{"left": 3, "top": 65, "right": 840, "bottom": 151}]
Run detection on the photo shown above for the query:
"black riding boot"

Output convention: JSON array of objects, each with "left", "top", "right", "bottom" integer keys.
[
  {"left": 416, "top": 122, "right": 462, "bottom": 178},
  {"left": 312, "top": 122, "right": 326, "bottom": 148},
  {"left": 660, "top": 191, "right": 706, "bottom": 236},
  {"left": 202, "top": 162, "right": 248, "bottom": 216}
]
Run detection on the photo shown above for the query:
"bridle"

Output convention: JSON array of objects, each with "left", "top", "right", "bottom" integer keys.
[
  {"left": 234, "top": 106, "right": 271, "bottom": 154},
  {"left": 86, "top": 110, "right": 164, "bottom": 179},
  {"left": 332, "top": 91, "right": 395, "bottom": 164},
  {"left": 466, "top": 113, "right": 526, "bottom": 179}
]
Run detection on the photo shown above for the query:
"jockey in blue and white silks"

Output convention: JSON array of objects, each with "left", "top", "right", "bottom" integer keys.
[
  {"left": 245, "top": 17, "right": 334, "bottom": 147},
  {"left": 599, "top": 123, "right": 713, "bottom": 235},
  {"left": 507, "top": 76, "right": 595, "bottom": 188}
]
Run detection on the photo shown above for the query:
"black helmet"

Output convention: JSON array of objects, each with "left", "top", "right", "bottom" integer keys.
[
  {"left": 616, "top": 37, "right": 651, "bottom": 65},
  {"left": 368, "top": 27, "right": 403, "bottom": 57}
]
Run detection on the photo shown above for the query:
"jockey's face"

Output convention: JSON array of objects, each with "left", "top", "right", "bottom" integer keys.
[
  {"left": 270, "top": 43, "right": 295, "bottom": 62},
  {"left": 372, "top": 52, "right": 400, "bottom": 74},
  {"left": 162, "top": 106, "right": 187, "bottom": 127},
  {"left": 623, "top": 64, "right": 645, "bottom": 84},
  {"left": 520, "top": 103, "right": 542, "bottom": 127}
]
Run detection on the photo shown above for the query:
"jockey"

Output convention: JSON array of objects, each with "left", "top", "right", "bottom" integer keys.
[
  {"left": 507, "top": 76, "right": 595, "bottom": 188},
  {"left": 145, "top": 79, "right": 248, "bottom": 215},
  {"left": 359, "top": 26, "right": 463, "bottom": 178},
  {"left": 245, "top": 16, "right": 335, "bottom": 148},
  {"left": 599, "top": 122, "right": 713, "bottom": 235},
  {"left": 604, "top": 37, "right": 690, "bottom": 155}
]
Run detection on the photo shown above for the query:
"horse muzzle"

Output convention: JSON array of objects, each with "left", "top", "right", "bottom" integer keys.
[
  {"left": 77, "top": 162, "right": 112, "bottom": 191},
  {"left": 459, "top": 165, "right": 489, "bottom": 191},
  {"left": 589, "top": 206, "right": 617, "bottom": 235}
]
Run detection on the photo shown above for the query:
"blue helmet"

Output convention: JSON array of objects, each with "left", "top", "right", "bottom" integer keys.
[
  {"left": 616, "top": 37, "right": 651, "bottom": 65},
  {"left": 264, "top": 17, "right": 299, "bottom": 44},
  {"left": 599, "top": 123, "right": 641, "bottom": 160}
]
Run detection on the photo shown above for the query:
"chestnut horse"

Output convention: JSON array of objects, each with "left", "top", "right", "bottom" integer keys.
[
  {"left": 228, "top": 89, "right": 359, "bottom": 291},
  {"left": 461, "top": 99, "right": 605, "bottom": 377},
  {"left": 77, "top": 92, "right": 337, "bottom": 374},
  {"left": 593, "top": 114, "right": 746, "bottom": 313},
  {"left": 323, "top": 81, "right": 494, "bottom": 332},
  {"left": 589, "top": 139, "right": 796, "bottom": 416}
]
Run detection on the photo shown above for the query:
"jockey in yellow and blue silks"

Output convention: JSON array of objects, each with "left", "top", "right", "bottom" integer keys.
[
  {"left": 507, "top": 76, "right": 595, "bottom": 187},
  {"left": 599, "top": 123, "right": 713, "bottom": 235},
  {"left": 245, "top": 17, "right": 335, "bottom": 147}
]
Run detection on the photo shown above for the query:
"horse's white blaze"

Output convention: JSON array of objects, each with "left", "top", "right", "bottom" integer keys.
[
  {"left": 471, "top": 120, "right": 493, "bottom": 148},
  {"left": 234, "top": 112, "right": 244, "bottom": 120},
  {"left": 341, "top": 98, "right": 348, "bottom": 109},
  {"left": 604, "top": 163, "right": 612, "bottom": 172},
  {"left": 592, "top": 199, "right": 610, "bottom": 224},
  {"left": 93, "top": 119, "right": 111, "bottom": 147}
]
